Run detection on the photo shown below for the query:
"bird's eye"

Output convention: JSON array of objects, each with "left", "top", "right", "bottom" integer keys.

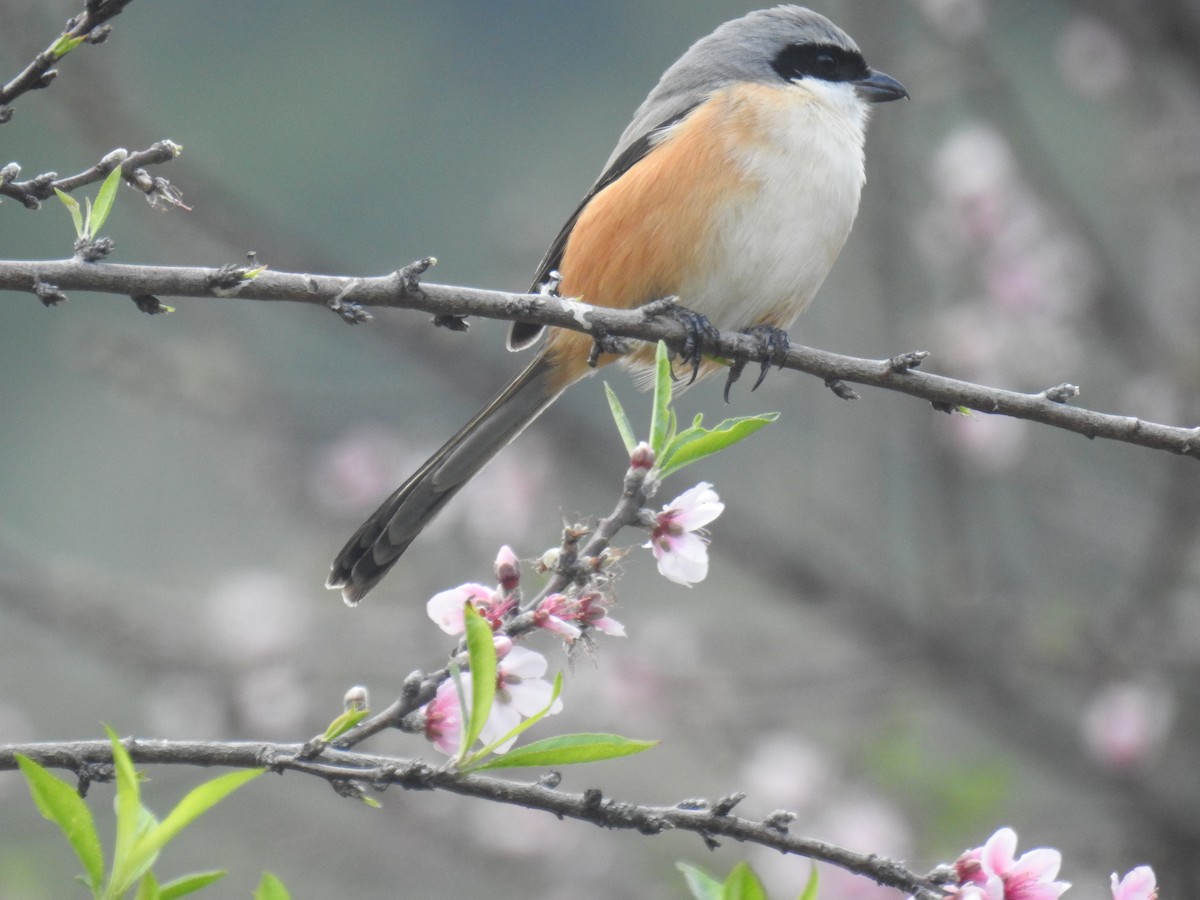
[{"left": 770, "top": 43, "right": 867, "bottom": 83}]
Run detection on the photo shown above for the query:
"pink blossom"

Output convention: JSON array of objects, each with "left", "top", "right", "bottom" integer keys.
[
  {"left": 646, "top": 482, "right": 724, "bottom": 586},
  {"left": 534, "top": 591, "right": 625, "bottom": 640},
  {"left": 461, "top": 644, "right": 563, "bottom": 752},
  {"left": 1111, "top": 867, "right": 1157, "bottom": 900},
  {"left": 951, "top": 828, "right": 1069, "bottom": 900},
  {"left": 426, "top": 583, "right": 511, "bottom": 634},
  {"left": 423, "top": 679, "right": 463, "bottom": 755}
]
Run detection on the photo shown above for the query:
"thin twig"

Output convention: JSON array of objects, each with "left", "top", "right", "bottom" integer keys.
[
  {"left": 0, "top": 141, "right": 185, "bottom": 210},
  {"left": 0, "top": 0, "right": 136, "bottom": 122}
]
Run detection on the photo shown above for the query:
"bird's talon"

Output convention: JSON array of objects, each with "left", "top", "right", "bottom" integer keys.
[
  {"left": 723, "top": 360, "right": 746, "bottom": 403},
  {"left": 727, "top": 325, "right": 790, "bottom": 396}
]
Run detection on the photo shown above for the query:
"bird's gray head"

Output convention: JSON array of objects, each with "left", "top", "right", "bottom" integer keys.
[{"left": 610, "top": 6, "right": 906, "bottom": 166}]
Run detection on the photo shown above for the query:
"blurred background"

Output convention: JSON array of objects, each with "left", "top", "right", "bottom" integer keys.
[{"left": 2, "top": 0, "right": 1198, "bottom": 896}]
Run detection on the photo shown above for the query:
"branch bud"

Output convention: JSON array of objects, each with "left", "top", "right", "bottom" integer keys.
[{"left": 630, "top": 441, "right": 655, "bottom": 470}]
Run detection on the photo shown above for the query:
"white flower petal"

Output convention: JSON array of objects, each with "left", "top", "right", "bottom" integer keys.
[
  {"left": 507, "top": 678, "right": 562, "bottom": 717},
  {"left": 501, "top": 645, "right": 549, "bottom": 679},
  {"left": 426, "top": 588, "right": 467, "bottom": 634}
]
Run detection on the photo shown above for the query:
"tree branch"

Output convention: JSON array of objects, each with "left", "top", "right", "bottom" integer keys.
[
  {"left": 0, "top": 738, "right": 948, "bottom": 898},
  {"left": 0, "top": 141, "right": 186, "bottom": 210},
  {"left": 0, "top": 0, "right": 135, "bottom": 123},
  {"left": 0, "top": 255, "right": 1195, "bottom": 460}
]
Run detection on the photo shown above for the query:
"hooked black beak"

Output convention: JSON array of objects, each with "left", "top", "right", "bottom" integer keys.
[{"left": 854, "top": 69, "right": 909, "bottom": 103}]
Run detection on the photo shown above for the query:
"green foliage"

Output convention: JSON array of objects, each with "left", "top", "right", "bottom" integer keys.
[
  {"left": 468, "top": 732, "right": 657, "bottom": 771},
  {"left": 455, "top": 602, "right": 499, "bottom": 766},
  {"left": 657, "top": 412, "right": 778, "bottom": 480},
  {"left": 606, "top": 342, "right": 777, "bottom": 478},
  {"left": 321, "top": 707, "right": 370, "bottom": 743},
  {"left": 604, "top": 382, "right": 638, "bottom": 454},
  {"left": 49, "top": 33, "right": 87, "bottom": 59},
  {"left": 678, "top": 861, "right": 724, "bottom": 900},
  {"left": 16, "top": 754, "right": 104, "bottom": 892},
  {"left": 16, "top": 727, "right": 267, "bottom": 898},
  {"left": 54, "top": 166, "right": 124, "bottom": 240},
  {"left": 678, "top": 861, "right": 777, "bottom": 900},
  {"left": 797, "top": 865, "right": 820, "bottom": 900},
  {"left": 253, "top": 872, "right": 291, "bottom": 900}
]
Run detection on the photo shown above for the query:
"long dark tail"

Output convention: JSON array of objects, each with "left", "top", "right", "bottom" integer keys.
[{"left": 327, "top": 353, "right": 566, "bottom": 605}]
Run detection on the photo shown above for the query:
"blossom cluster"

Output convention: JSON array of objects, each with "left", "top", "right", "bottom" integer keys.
[
  {"left": 422, "top": 544, "right": 629, "bottom": 756},
  {"left": 420, "top": 482, "right": 723, "bottom": 757},
  {"left": 944, "top": 828, "right": 1156, "bottom": 900}
]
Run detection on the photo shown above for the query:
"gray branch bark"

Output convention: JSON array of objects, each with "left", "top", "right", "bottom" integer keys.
[
  {"left": 0, "top": 255, "right": 1195, "bottom": 460},
  {"left": 0, "top": 738, "right": 948, "bottom": 898}
]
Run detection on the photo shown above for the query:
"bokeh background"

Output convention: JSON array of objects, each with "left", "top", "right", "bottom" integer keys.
[{"left": 2, "top": 0, "right": 1198, "bottom": 896}]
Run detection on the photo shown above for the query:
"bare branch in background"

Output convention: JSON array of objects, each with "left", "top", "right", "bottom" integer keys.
[
  {"left": 0, "top": 141, "right": 186, "bottom": 210},
  {"left": 0, "top": 0, "right": 136, "bottom": 123}
]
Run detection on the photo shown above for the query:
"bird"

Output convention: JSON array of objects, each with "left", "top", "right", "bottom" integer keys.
[{"left": 328, "top": 5, "right": 907, "bottom": 605}]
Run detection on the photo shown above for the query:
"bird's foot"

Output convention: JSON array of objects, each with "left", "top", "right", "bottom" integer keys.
[
  {"left": 723, "top": 324, "right": 790, "bottom": 403},
  {"left": 643, "top": 298, "right": 721, "bottom": 385}
]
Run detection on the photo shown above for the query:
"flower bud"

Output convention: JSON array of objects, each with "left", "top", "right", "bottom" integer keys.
[
  {"left": 494, "top": 544, "right": 521, "bottom": 592},
  {"left": 343, "top": 684, "right": 369, "bottom": 712},
  {"left": 630, "top": 441, "right": 655, "bottom": 470}
]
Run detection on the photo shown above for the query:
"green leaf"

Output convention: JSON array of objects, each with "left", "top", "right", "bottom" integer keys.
[
  {"left": 127, "top": 768, "right": 264, "bottom": 873},
  {"left": 155, "top": 870, "right": 227, "bottom": 899},
  {"left": 649, "top": 341, "right": 673, "bottom": 455},
  {"left": 678, "top": 862, "right": 723, "bottom": 900},
  {"left": 604, "top": 382, "right": 638, "bottom": 454},
  {"left": 15, "top": 754, "right": 105, "bottom": 892},
  {"left": 457, "top": 602, "right": 497, "bottom": 764},
  {"left": 321, "top": 707, "right": 369, "bottom": 742},
  {"left": 722, "top": 862, "right": 768, "bottom": 900},
  {"left": 797, "top": 864, "right": 819, "bottom": 900},
  {"left": 657, "top": 413, "right": 779, "bottom": 478},
  {"left": 55, "top": 187, "right": 85, "bottom": 238},
  {"left": 50, "top": 33, "right": 86, "bottom": 59},
  {"left": 461, "top": 673, "right": 565, "bottom": 768},
  {"left": 89, "top": 166, "right": 124, "bottom": 236},
  {"left": 254, "top": 872, "right": 292, "bottom": 900},
  {"left": 471, "top": 732, "right": 657, "bottom": 771},
  {"left": 134, "top": 869, "right": 160, "bottom": 900},
  {"left": 106, "top": 725, "right": 146, "bottom": 894}
]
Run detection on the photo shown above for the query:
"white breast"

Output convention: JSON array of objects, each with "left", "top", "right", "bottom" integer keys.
[{"left": 681, "top": 80, "right": 870, "bottom": 330}]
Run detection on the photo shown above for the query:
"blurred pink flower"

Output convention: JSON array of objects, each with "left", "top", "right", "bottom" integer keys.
[
  {"left": 1111, "top": 866, "right": 1157, "bottom": 900},
  {"left": 309, "top": 426, "right": 416, "bottom": 514},
  {"left": 426, "top": 582, "right": 510, "bottom": 634},
  {"left": 914, "top": 0, "right": 985, "bottom": 41},
  {"left": 646, "top": 482, "right": 724, "bottom": 586},
  {"left": 1082, "top": 680, "right": 1174, "bottom": 771}
]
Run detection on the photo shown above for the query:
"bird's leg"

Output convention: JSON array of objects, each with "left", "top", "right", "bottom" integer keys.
[{"left": 723, "top": 324, "right": 791, "bottom": 402}]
